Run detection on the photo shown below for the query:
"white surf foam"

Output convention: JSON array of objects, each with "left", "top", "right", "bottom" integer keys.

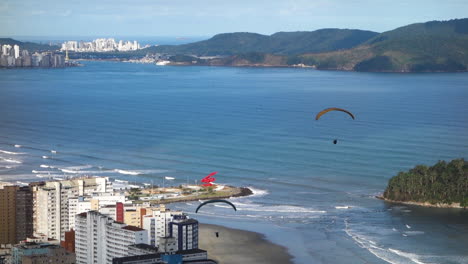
[
  {"left": 42, "top": 156, "right": 49, "bottom": 159},
  {"left": 40, "top": 164, "right": 50, "bottom": 168},
  {"left": 60, "top": 168, "right": 80, "bottom": 174},
  {"left": 233, "top": 201, "right": 325, "bottom": 214},
  {"left": 113, "top": 169, "right": 169, "bottom": 176},
  {"left": 1, "top": 158, "right": 22, "bottom": 164},
  {"left": 50, "top": 150, "right": 57, "bottom": 154},
  {"left": 388, "top": 248, "right": 428, "bottom": 264},
  {"left": 0, "top": 150, "right": 24, "bottom": 155},
  {"left": 406, "top": 224, "right": 411, "bottom": 229},
  {"left": 14, "top": 144, "right": 21, "bottom": 148},
  {"left": 246, "top": 187, "right": 269, "bottom": 197},
  {"left": 344, "top": 219, "right": 430, "bottom": 264},
  {"left": 114, "top": 169, "right": 141, "bottom": 175},
  {"left": 335, "top": 206, "right": 352, "bottom": 209}
]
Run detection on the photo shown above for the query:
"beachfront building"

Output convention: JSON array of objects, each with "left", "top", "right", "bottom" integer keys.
[
  {"left": 142, "top": 205, "right": 184, "bottom": 248},
  {"left": 75, "top": 211, "right": 148, "bottom": 264},
  {"left": 67, "top": 191, "right": 127, "bottom": 230},
  {"left": 32, "top": 177, "right": 112, "bottom": 240},
  {"left": 0, "top": 185, "right": 33, "bottom": 246},
  {"left": 169, "top": 216, "right": 199, "bottom": 251},
  {"left": 10, "top": 242, "right": 75, "bottom": 264}
]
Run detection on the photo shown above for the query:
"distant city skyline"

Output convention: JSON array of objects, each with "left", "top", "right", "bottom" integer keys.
[{"left": 0, "top": 0, "right": 467, "bottom": 37}]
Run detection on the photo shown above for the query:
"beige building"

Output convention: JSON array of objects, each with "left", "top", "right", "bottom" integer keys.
[{"left": 0, "top": 185, "right": 17, "bottom": 246}]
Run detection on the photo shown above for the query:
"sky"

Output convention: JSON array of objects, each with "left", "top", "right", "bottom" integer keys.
[{"left": 1, "top": 0, "right": 467, "bottom": 38}]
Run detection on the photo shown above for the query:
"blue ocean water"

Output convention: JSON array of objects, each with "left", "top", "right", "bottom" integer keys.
[{"left": 0, "top": 62, "right": 467, "bottom": 264}]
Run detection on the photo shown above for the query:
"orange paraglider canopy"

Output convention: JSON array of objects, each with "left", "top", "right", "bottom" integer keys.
[{"left": 315, "top": 108, "right": 355, "bottom": 120}]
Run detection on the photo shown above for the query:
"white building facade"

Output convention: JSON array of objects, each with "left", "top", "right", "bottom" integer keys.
[
  {"left": 75, "top": 211, "right": 148, "bottom": 264},
  {"left": 142, "top": 208, "right": 184, "bottom": 247},
  {"left": 32, "top": 177, "right": 113, "bottom": 240}
]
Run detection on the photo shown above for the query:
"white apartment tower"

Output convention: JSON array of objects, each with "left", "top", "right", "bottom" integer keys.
[
  {"left": 13, "top": 45, "right": 20, "bottom": 59},
  {"left": 75, "top": 211, "right": 148, "bottom": 264},
  {"left": 32, "top": 177, "right": 112, "bottom": 240},
  {"left": 142, "top": 206, "right": 184, "bottom": 247}
]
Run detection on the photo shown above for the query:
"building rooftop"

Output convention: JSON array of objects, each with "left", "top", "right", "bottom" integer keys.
[
  {"left": 129, "top": 243, "right": 158, "bottom": 251},
  {"left": 177, "top": 248, "right": 207, "bottom": 255},
  {"left": 121, "top": 225, "right": 145, "bottom": 232}
]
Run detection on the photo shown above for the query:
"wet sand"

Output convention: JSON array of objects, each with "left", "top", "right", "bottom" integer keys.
[{"left": 199, "top": 224, "right": 294, "bottom": 264}]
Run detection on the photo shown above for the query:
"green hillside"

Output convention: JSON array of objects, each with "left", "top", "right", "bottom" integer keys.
[
  {"left": 0, "top": 38, "right": 59, "bottom": 52},
  {"left": 144, "top": 29, "right": 378, "bottom": 56},
  {"left": 296, "top": 18, "right": 468, "bottom": 72},
  {"left": 383, "top": 159, "right": 468, "bottom": 207}
]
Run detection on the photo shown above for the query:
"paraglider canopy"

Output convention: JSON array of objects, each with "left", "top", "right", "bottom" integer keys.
[
  {"left": 195, "top": 199, "right": 237, "bottom": 213},
  {"left": 315, "top": 108, "right": 355, "bottom": 120}
]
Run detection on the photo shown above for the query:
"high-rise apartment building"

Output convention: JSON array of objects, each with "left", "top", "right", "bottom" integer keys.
[
  {"left": 13, "top": 45, "right": 19, "bottom": 59},
  {"left": 0, "top": 185, "right": 18, "bottom": 246},
  {"left": 32, "top": 177, "right": 112, "bottom": 240},
  {"left": 169, "top": 216, "right": 199, "bottom": 251},
  {"left": 142, "top": 206, "right": 184, "bottom": 248},
  {"left": 0, "top": 185, "right": 34, "bottom": 246},
  {"left": 75, "top": 211, "right": 148, "bottom": 264},
  {"left": 16, "top": 186, "right": 34, "bottom": 242}
]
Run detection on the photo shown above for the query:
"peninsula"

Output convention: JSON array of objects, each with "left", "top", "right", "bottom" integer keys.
[{"left": 379, "top": 159, "right": 468, "bottom": 208}]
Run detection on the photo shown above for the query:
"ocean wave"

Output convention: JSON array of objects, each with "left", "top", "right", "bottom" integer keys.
[
  {"left": 14, "top": 144, "right": 22, "bottom": 148},
  {"left": 233, "top": 201, "right": 326, "bottom": 214},
  {"left": 42, "top": 156, "right": 49, "bottom": 159},
  {"left": 62, "top": 165, "right": 93, "bottom": 170},
  {"left": 388, "top": 249, "right": 427, "bottom": 264},
  {"left": 113, "top": 169, "right": 169, "bottom": 175},
  {"left": 60, "top": 168, "right": 81, "bottom": 174},
  {"left": 344, "top": 219, "right": 430, "bottom": 264},
  {"left": 0, "top": 150, "right": 24, "bottom": 155},
  {"left": 114, "top": 169, "right": 141, "bottom": 175},
  {"left": 50, "top": 150, "right": 57, "bottom": 154},
  {"left": 335, "top": 206, "right": 352, "bottom": 209},
  {"left": 1, "top": 158, "right": 22, "bottom": 164},
  {"left": 403, "top": 231, "right": 425, "bottom": 236},
  {"left": 40, "top": 164, "right": 50, "bottom": 168},
  {"left": 246, "top": 187, "right": 269, "bottom": 197}
]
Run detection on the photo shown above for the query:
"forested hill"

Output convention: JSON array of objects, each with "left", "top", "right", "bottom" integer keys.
[
  {"left": 0, "top": 38, "right": 60, "bottom": 52},
  {"left": 144, "top": 29, "right": 378, "bottom": 56},
  {"left": 298, "top": 18, "right": 468, "bottom": 72},
  {"left": 383, "top": 159, "right": 468, "bottom": 207}
]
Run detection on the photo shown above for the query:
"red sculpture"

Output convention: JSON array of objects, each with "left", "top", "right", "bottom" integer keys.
[{"left": 201, "top": 171, "right": 217, "bottom": 186}]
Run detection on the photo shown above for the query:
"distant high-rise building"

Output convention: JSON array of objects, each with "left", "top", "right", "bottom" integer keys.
[
  {"left": 75, "top": 211, "right": 148, "bottom": 264},
  {"left": 13, "top": 45, "right": 20, "bottom": 59},
  {"left": 1, "top": 45, "right": 12, "bottom": 56}
]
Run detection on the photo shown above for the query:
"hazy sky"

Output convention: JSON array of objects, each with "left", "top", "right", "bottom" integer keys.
[{"left": 1, "top": 0, "right": 467, "bottom": 37}]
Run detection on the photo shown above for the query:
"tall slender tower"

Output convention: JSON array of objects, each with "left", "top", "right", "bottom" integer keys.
[{"left": 65, "top": 49, "right": 70, "bottom": 62}]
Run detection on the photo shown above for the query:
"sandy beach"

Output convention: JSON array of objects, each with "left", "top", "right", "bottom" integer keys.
[{"left": 199, "top": 224, "right": 294, "bottom": 264}]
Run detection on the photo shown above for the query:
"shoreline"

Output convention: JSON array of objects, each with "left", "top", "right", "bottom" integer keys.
[
  {"left": 376, "top": 195, "right": 466, "bottom": 209},
  {"left": 135, "top": 186, "right": 254, "bottom": 205},
  {"left": 199, "top": 223, "right": 294, "bottom": 264},
  {"left": 75, "top": 58, "right": 468, "bottom": 73}
]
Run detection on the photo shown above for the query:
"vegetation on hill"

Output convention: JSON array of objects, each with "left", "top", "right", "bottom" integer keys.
[
  {"left": 144, "top": 29, "right": 378, "bottom": 56},
  {"left": 383, "top": 159, "right": 468, "bottom": 207},
  {"left": 0, "top": 38, "right": 60, "bottom": 52},
  {"left": 297, "top": 18, "right": 468, "bottom": 72}
]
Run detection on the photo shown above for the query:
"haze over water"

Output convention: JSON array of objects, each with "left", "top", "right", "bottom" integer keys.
[{"left": 1, "top": 62, "right": 467, "bottom": 263}]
